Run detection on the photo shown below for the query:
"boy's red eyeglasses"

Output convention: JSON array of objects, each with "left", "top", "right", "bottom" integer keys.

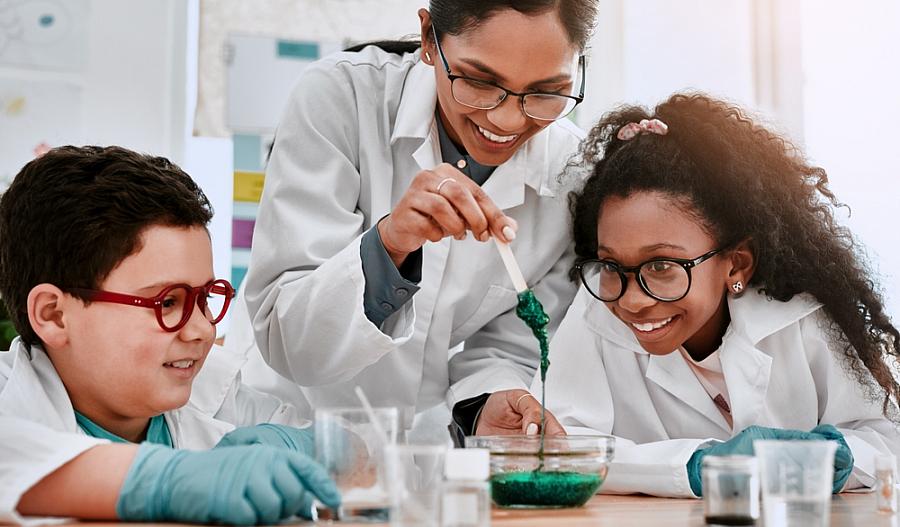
[{"left": 68, "top": 279, "right": 235, "bottom": 332}]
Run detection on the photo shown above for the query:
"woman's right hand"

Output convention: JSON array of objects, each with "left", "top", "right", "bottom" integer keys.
[
  {"left": 476, "top": 389, "right": 566, "bottom": 437},
  {"left": 377, "top": 163, "right": 517, "bottom": 267}
]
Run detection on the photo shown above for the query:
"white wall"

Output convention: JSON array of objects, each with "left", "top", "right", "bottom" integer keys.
[
  {"left": 578, "top": 0, "right": 756, "bottom": 128},
  {"left": 800, "top": 1, "right": 900, "bottom": 319},
  {"left": 81, "top": 0, "right": 182, "bottom": 157}
]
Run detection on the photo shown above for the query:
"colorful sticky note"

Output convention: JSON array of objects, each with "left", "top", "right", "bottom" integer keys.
[{"left": 234, "top": 171, "right": 265, "bottom": 203}]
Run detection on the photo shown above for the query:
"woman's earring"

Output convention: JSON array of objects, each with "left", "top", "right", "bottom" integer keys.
[
  {"left": 731, "top": 281, "right": 744, "bottom": 293},
  {"left": 424, "top": 51, "right": 432, "bottom": 62}
]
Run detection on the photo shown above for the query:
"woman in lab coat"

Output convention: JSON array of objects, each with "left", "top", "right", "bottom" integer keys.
[
  {"left": 234, "top": 0, "right": 599, "bottom": 440},
  {"left": 533, "top": 94, "right": 900, "bottom": 497}
]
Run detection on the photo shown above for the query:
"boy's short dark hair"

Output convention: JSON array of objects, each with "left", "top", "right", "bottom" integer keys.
[{"left": 0, "top": 145, "right": 213, "bottom": 346}]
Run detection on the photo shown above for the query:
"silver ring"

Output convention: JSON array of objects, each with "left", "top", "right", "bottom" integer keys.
[
  {"left": 435, "top": 177, "right": 456, "bottom": 193},
  {"left": 515, "top": 392, "right": 536, "bottom": 412}
]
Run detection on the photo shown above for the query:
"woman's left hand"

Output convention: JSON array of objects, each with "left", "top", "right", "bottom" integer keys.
[{"left": 475, "top": 389, "right": 566, "bottom": 436}]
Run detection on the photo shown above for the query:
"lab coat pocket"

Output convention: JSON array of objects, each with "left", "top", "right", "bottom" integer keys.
[{"left": 451, "top": 284, "right": 519, "bottom": 337}]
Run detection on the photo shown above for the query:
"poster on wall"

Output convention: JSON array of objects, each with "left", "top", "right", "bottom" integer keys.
[
  {"left": 0, "top": 0, "right": 89, "bottom": 71},
  {"left": 0, "top": 78, "right": 83, "bottom": 187},
  {"left": 225, "top": 34, "right": 339, "bottom": 290},
  {"left": 225, "top": 34, "right": 342, "bottom": 132}
]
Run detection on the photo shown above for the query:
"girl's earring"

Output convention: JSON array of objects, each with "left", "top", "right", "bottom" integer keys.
[
  {"left": 731, "top": 281, "right": 744, "bottom": 293},
  {"left": 425, "top": 51, "right": 432, "bottom": 62}
]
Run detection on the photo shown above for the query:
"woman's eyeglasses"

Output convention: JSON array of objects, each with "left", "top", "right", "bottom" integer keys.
[
  {"left": 68, "top": 279, "right": 235, "bottom": 332},
  {"left": 431, "top": 25, "right": 585, "bottom": 122},
  {"left": 575, "top": 249, "right": 721, "bottom": 303}
]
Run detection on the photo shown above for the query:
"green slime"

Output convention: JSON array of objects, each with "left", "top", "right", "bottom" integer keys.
[
  {"left": 490, "top": 471, "right": 602, "bottom": 508},
  {"left": 508, "top": 292, "right": 602, "bottom": 508},
  {"left": 515, "top": 290, "right": 550, "bottom": 464}
]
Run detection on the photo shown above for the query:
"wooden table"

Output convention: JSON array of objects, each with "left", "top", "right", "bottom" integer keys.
[
  {"left": 491, "top": 493, "right": 893, "bottom": 526},
  {"left": 72, "top": 493, "right": 895, "bottom": 526}
]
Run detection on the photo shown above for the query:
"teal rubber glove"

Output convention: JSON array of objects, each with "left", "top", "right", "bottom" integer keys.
[
  {"left": 117, "top": 442, "right": 340, "bottom": 525},
  {"left": 687, "top": 425, "right": 821, "bottom": 496},
  {"left": 811, "top": 424, "right": 854, "bottom": 493},
  {"left": 216, "top": 423, "right": 315, "bottom": 456}
]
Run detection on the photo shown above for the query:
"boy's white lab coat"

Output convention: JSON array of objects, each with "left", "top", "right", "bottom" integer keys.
[
  {"left": 0, "top": 338, "right": 307, "bottom": 524},
  {"left": 234, "top": 45, "right": 583, "bottom": 435},
  {"left": 533, "top": 288, "right": 900, "bottom": 498}
]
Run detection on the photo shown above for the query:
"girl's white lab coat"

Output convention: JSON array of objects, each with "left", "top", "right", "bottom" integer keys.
[
  {"left": 234, "top": 46, "right": 583, "bottom": 434},
  {"left": 533, "top": 287, "right": 900, "bottom": 498},
  {"left": 0, "top": 338, "right": 308, "bottom": 524}
]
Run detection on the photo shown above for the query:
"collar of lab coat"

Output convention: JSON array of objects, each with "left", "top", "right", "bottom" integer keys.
[
  {"left": 0, "top": 339, "right": 79, "bottom": 433},
  {"left": 581, "top": 288, "right": 823, "bottom": 433},
  {"left": 390, "top": 59, "right": 561, "bottom": 210}
]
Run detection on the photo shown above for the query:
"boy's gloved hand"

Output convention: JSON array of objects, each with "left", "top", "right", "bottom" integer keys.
[
  {"left": 686, "top": 425, "right": 823, "bottom": 496},
  {"left": 116, "top": 442, "right": 340, "bottom": 525},
  {"left": 216, "top": 423, "right": 315, "bottom": 456},
  {"left": 810, "top": 424, "right": 854, "bottom": 493}
]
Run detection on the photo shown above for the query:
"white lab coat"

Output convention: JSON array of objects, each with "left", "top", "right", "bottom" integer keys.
[
  {"left": 235, "top": 45, "right": 583, "bottom": 435},
  {"left": 532, "top": 287, "right": 900, "bottom": 498},
  {"left": 0, "top": 338, "right": 309, "bottom": 524}
]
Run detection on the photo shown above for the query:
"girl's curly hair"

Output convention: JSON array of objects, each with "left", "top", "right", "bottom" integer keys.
[{"left": 569, "top": 92, "right": 900, "bottom": 415}]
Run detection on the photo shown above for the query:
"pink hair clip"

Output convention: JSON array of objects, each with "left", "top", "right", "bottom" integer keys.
[{"left": 617, "top": 118, "right": 669, "bottom": 141}]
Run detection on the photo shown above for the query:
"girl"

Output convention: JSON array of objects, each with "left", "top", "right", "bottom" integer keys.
[
  {"left": 232, "top": 0, "right": 597, "bottom": 441},
  {"left": 533, "top": 93, "right": 900, "bottom": 497}
]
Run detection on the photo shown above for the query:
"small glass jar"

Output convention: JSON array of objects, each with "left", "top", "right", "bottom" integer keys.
[
  {"left": 702, "top": 455, "right": 760, "bottom": 526},
  {"left": 876, "top": 453, "right": 897, "bottom": 513}
]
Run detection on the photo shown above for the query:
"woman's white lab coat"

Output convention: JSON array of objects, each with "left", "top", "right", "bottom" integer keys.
[
  {"left": 0, "top": 338, "right": 308, "bottom": 523},
  {"left": 532, "top": 287, "right": 900, "bottom": 498},
  {"left": 235, "top": 45, "right": 583, "bottom": 433}
]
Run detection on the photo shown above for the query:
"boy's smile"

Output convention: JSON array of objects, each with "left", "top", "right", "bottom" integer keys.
[{"left": 595, "top": 192, "right": 732, "bottom": 358}]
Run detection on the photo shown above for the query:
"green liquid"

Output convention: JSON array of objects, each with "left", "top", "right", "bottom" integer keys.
[
  {"left": 490, "top": 471, "right": 602, "bottom": 508},
  {"left": 515, "top": 290, "right": 550, "bottom": 462}
]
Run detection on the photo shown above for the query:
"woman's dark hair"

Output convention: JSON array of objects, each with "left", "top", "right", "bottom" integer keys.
[
  {"left": 0, "top": 145, "right": 213, "bottom": 347},
  {"left": 569, "top": 92, "right": 900, "bottom": 415},
  {"left": 346, "top": 0, "right": 598, "bottom": 54}
]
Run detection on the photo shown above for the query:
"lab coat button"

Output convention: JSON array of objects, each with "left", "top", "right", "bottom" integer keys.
[
  {"left": 396, "top": 288, "right": 408, "bottom": 298},
  {"left": 381, "top": 302, "right": 394, "bottom": 312}
]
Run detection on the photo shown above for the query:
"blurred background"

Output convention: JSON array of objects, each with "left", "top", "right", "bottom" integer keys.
[{"left": 0, "top": 0, "right": 897, "bottom": 333}]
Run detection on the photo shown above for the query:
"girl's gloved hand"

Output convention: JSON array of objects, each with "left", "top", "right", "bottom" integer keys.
[
  {"left": 810, "top": 424, "right": 854, "bottom": 493},
  {"left": 116, "top": 442, "right": 340, "bottom": 525},
  {"left": 216, "top": 423, "right": 315, "bottom": 456},
  {"left": 686, "top": 425, "right": 852, "bottom": 496}
]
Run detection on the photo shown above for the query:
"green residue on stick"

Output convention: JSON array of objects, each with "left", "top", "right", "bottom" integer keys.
[
  {"left": 516, "top": 290, "right": 550, "bottom": 381},
  {"left": 515, "top": 289, "right": 551, "bottom": 466},
  {"left": 490, "top": 471, "right": 602, "bottom": 508}
]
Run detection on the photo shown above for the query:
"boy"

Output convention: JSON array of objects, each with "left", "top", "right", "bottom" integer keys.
[{"left": 0, "top": 146, "right": 340, "bottom": 524}]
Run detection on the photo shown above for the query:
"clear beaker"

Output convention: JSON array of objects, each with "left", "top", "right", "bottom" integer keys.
[
  {"left": 702, "top": 455, "right": 759, "bottom": 525},
  {"left": 314, "top": 406, "right": 399, "bottom": 522},
  {"left": 383, "top": 443, "right": 447, "bottom": 527},
  {"left": 754, "top": 440, "right": 836, "bottom": 527}
]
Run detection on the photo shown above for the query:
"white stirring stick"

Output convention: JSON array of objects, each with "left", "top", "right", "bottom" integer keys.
[
  {"left": 493, "top": 238, "right": 528, "bottom": 293},
  {"left": 354, "top": 386, "right": 390, "bottom": 446},
  {"left": 495, "top": 238, "right": 543, "bottom": 436}
]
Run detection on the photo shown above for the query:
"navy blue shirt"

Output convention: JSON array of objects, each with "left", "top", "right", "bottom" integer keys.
[{"left": 360, "top": 115, "right": 497, "bottom": 326}]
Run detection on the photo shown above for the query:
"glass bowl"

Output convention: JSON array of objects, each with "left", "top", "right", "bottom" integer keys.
[{"left": 465, "top": 435, "right": 615, "bottom": 508}]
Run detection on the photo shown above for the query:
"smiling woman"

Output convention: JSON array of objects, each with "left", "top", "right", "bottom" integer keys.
[{"left": 231, "top": 0, "right": 599, "bottom": 442}]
